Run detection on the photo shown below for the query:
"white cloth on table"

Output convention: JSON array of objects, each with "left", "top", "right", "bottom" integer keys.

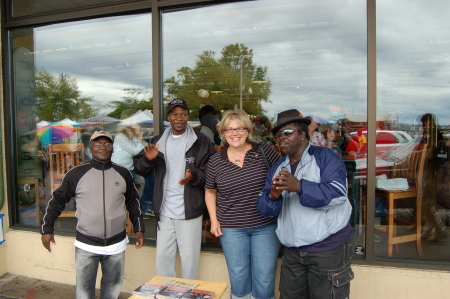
[{"left": 376, "top": 174, "right": 409, "bottom": 191}]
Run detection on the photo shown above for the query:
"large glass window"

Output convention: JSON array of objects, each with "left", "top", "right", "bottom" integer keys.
[
  {"left": 376, "top": 0, "right": 450, "bottom": 260},
  {"left": 163, "top": 0, "right": 367, "bottom": 251},
  {"left": 11, "top": 14, "right": 155, "bottom": 237},
  {"left": 12, "top": 0, "right": 134, "bottom": 17}
]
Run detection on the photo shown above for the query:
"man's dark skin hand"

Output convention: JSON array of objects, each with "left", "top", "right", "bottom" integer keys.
[
  {"left": 42, "top": 234, "right": 56, "bottom": 252},
  {"left": 270, "top": 167, "right": 301, "bottom": 199},
  {"left": 135, "top": 232, "right": 145, "bottom": 248},
  {"left": 143, "top": 143, "right": 159, "bottom": 161},
  {"left": 179, "top": 169, "right": 192, "bottom": 185}
]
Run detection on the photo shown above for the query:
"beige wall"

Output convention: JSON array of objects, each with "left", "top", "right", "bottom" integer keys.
[{"left": 4, "top": 229, "right": 450, "bottom": 298}]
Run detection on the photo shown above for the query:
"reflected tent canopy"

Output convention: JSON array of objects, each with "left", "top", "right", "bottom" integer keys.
[
  {"left": 82, "top": 115, "right": 120, "bottom": 122},
  {"left": 120, "top": 110, "right": 153, "bottom": 125}
]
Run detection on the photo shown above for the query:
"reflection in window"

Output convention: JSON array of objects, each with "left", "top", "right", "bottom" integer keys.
[
  {"left": 11, "top": 14, "right": 155, "bottom": 238},
  {"left": 163, "top": 0, "right": 367, "bottom": 250},
  {"left": 13, "top": 0, "right": 132, "bottom": 18},
  {"left": 375, "top": 1, "right": 450, "bottom": 260}
]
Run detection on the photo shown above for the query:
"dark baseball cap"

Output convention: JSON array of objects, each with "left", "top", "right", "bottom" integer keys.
[{"left": 167, "top": 99, "right": 189, "bottom": 114}]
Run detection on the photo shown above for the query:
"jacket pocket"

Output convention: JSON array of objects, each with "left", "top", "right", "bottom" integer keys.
[{"left": 331, "top": 266, "right": 354, "bottom": 288}]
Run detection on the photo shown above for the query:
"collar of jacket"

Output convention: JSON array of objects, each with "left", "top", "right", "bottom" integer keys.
[
  {"left": 156, "top": 125, "right": 198, "bottom": 156},
  {"left": 89, "top": 158, "right": 113, "bottom": 170}
]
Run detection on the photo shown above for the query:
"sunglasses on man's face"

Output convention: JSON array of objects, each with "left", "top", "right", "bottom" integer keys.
[{"left": 275, "top": 129, "right": 301, "bottom": 138}]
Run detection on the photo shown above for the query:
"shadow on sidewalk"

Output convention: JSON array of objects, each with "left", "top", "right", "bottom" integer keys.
[{"left": 0, "top": 273, "right": 131, "bottom": 299}]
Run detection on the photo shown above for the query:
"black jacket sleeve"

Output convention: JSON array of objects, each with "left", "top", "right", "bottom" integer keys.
[
  {"left": 123, "top": 169, "right": 145, "bottom": 233},
  {"left": 40, "top": 171, "right": 78, "bottom": 235}
]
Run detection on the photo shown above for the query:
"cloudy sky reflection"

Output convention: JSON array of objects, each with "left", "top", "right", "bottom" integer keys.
[{"left": 25, "top": 0, "right": 450, "bottom": 126}]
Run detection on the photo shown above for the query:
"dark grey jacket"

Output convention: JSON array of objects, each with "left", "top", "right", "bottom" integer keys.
[
  {"left": 40, "top": 159, "right": 144, "bottom": 246},
  {"left": 133, "top": 126, "right": 216, "bottom": 221}
]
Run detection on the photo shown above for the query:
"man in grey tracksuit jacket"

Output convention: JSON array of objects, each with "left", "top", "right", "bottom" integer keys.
[{"left": 41, "top": 131, "right": 145, "bottom": 299}]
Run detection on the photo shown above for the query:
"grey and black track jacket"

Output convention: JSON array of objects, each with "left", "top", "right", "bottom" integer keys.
[{"left": 40, "top": 159, "right": 145, "bottom": 247}]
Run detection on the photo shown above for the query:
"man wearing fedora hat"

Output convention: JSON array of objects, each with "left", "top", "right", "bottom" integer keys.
[
  {"left": 257, "top": 109, "right": 353, "bottom": 298},
  {"left": 134, "top": 99, "right": 216, "bottom": 279}
]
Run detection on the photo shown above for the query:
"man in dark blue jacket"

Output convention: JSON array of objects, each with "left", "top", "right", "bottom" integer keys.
[{"left": 257, "top": 109, "right": 353, "bottom": 299}]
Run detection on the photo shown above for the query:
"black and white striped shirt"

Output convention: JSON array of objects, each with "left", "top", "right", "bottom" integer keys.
[{"left": 205, "top": 142, "right": 281, "bottom": 229}]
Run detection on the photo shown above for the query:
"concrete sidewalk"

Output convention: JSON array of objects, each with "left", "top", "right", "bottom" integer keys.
[{"left": 0, "top": 273, "right": 131, "bottom": 299}]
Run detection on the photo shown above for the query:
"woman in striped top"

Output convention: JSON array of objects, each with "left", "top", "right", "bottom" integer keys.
[{"left": 205, "top": 109, "right": 281, "bottom": 299}]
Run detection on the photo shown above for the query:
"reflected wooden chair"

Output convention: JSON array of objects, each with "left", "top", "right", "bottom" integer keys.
[
  {"left": 49, "top": 144, "right": 85, "bottom": 218},
  {"left": 362, "top": 144, "right": 427, "bottom": 258}
]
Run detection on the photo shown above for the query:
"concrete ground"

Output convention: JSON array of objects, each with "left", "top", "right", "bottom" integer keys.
[{"left": 0, "top": 273, "right": 131, "bottom": 299}]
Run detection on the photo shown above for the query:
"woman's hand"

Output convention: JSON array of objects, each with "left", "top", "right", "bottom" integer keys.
[
  {"left": 210, "top": 220, "right": 223, "bottom": 237},
  {"left": 205, "top": 189, "right": 222, "bottom": 237}
]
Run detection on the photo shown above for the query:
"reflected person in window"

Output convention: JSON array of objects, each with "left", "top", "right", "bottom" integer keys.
[
  {"left": 418, "top": 113, "right": 448, "bottom": 242},
  {"left": 257, "top": 109, "right": 354, "bottom": 299},
  {"left": 205, "top": 109, "right": 281, "bottom": 299},
  {"left": 41, "top": 131, "right": 145, "bottom": 299}
]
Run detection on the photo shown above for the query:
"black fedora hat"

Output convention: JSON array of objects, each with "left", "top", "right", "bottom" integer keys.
[{"left": 271, "top": 109, "right": 311, "bottom": 134}]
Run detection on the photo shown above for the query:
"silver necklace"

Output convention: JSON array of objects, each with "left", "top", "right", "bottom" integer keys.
[{"left": 234, "top": 151, "right": 246, "bottom": 164}]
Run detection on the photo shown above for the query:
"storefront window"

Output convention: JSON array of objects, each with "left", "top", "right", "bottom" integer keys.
[
  {"left": 163, "top": 0, "right": 367, "bottom": 251},
  {"left": 12, "top": 0, "right": 133, "bottom": 17},
  {"left": 11, "top": 14, "right": 155, "bottom": 237},
  {"left": 376, "top": 0, "right": 450, "bottom": 260}
]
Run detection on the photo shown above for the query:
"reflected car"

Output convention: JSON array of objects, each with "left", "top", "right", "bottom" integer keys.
[{"left": 349, "top": 130, "right": 414, "bottom": 159}]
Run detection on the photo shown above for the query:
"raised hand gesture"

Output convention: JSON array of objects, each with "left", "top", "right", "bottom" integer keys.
[{"left": 143, "top": 143, "right": 159, "bottom": 161}]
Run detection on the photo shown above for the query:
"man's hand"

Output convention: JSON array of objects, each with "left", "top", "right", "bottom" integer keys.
[
  {"left": 42, "top": 234, "right": 56, "bottom": 252},
  {"left": 135, "top": 232, "right": 145, "bottom": 249},
  {"left": 179, "top": 169, "right": 192, "bottom": 185},
  {"left": 270, "top": 168, "right": 301, "bottom": 197},
  {"left": 143, "top": 143, "right": 159, "bottom": 161}
]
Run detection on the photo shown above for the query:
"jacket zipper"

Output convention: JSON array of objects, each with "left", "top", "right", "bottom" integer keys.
[{"left": 102, "top": 167, "right": 107, "bottom": 246}]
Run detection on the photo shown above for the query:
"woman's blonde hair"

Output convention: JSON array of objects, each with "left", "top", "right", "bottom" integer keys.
[
  {"left": 218, "top": 109, "right": 254, "bottom": 146},
  {"left": 116, "top": 125, "right": 137, "bottom": 140}
]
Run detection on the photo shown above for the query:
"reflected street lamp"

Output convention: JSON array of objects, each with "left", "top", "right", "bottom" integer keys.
[{"left": 240, "top": 56, "right": 244, "bottom": 110}]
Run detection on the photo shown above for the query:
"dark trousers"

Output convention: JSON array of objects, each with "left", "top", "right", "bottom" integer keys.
[{"left": 279, "top": 240, "right": 354, "bottom": 299}]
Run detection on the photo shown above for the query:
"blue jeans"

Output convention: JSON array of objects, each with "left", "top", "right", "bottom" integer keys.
[
  {"left": 220, "top": 221, "right": 280, "bottom": 299},
  {"left": 140, "top": 170, "right": 155, "bottom": 212},
  {"left": 279, "top": 240, "right": 354, "bottom": 299},
  {"left": 75, "top": 247, "right": 125, "bottom": 299}
]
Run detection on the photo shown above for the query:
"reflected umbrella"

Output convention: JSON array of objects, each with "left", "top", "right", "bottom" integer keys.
[{"left": 36, "top": 123, "right": 78, "bottom": 147}]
